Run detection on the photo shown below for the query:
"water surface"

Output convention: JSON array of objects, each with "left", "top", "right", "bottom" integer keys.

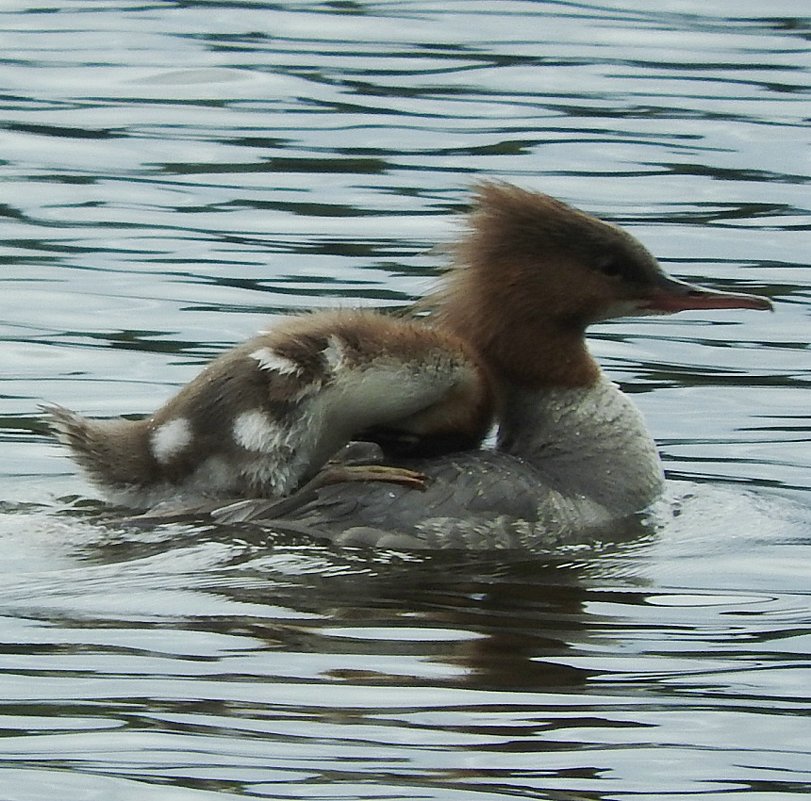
[{"left": 1, "top": 1, "right": 809, "bottom": 799}]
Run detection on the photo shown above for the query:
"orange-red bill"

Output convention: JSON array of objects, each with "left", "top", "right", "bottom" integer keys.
[{"left": 645, "top": 275, "right": 774, "bottom": 313}]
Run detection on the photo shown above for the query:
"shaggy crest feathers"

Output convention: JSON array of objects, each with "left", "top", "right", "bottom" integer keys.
[{"left": 427, "top": 182, "right": 667, "bottom": 389}]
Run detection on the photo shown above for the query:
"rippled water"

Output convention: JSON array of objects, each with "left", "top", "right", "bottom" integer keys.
[{"left": 1, "top": 1, "right": 809, "bottom": 799}]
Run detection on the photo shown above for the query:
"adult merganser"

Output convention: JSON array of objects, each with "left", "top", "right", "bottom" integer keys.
[{"left": 45, "top": 182, "right": 772, "bottom": 548}]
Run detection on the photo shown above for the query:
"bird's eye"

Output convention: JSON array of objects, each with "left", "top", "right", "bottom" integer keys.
[{"left": 597, "top": 257, "right": 623, "bottom": 277}]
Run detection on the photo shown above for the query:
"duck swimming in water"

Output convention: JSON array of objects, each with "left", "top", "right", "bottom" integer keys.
[{"left": 45, "top": 182, "right": 772, "bottom": 548}]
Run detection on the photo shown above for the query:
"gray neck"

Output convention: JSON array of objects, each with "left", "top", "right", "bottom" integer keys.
[{"left": 496, "top": 374, "right": 664, "bottom": 516}]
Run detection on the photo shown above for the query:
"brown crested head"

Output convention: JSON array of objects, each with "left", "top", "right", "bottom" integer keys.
[
  {"left": 453, "top": 182, "right": 668, "bottom": 328},
  {"left": 432, "top": 182, "right": 772, "bottom": 389}
]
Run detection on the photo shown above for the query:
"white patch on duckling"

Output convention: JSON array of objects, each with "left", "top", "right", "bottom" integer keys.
[
  {"left": 250, "top": 347, "right": 302, "bottom": 376},
  {"left": 321, "top": 335, "right": 345, "bottom": 372},
  {"left": 150, "top": 418, "right": 193, "bottom": 464},
  {"left": 232, "top": 409, "right": 283, "bottom": 453}
]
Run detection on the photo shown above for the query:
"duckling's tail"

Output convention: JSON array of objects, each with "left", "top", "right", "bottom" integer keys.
[{"left": 41, "top": 403, "right": 155, "bottom": 500}]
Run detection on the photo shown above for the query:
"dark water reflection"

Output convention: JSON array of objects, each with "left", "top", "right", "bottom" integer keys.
[{"left": 1, "top": 1, "right": 809, "bottom": 799}]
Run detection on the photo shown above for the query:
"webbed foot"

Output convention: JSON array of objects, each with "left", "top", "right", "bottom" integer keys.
[{"left": 314, "top": 464, "right": 427, "bottom": 491}]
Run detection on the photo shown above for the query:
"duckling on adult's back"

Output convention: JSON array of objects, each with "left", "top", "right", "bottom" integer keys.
[
  {"left": 45, "top": 311, "right": 494, "bottom": 509},
  {"left": 198, "top": 183, "right": 773, "bottom": 547}
]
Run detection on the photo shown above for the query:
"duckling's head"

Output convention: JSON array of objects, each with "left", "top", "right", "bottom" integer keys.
[{"left": 434, "top": 182, "right": 772, "bottom": 388}]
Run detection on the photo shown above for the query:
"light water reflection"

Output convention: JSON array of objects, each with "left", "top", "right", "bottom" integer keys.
[{"left": 0, "top": 1, "right": 809, "bottom": 799}]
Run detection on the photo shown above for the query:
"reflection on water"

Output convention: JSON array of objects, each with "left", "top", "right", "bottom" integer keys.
[
  {"left": 0, "top": 1, "right": 809, "bottom": 799},
  {"left": 1, "top": 486, "right": 810, "bottom": 799}
]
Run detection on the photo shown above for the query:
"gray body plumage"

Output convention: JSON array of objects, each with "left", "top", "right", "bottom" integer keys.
[{"left": 180, "top": 376, "right": 665, "bottom": 549}]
